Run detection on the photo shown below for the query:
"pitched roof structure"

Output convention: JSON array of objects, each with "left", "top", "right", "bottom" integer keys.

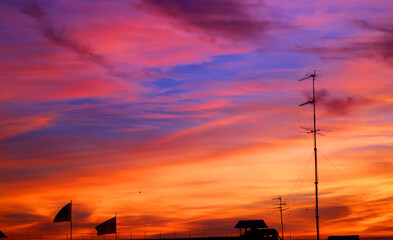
[{"left": 234, "top": 220, "right": 268, "bottom": 229}]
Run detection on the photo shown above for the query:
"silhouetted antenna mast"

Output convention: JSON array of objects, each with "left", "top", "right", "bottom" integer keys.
[
  {"left": 298, "top": 70, "right": 320, "bottom": 240},
  {"left": 273, "top": 196, "right": 287, "bottom": 240}
]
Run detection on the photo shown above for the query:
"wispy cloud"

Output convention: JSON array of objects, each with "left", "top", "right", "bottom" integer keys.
[
  {"left": 20, "top": 1, "right": 113, "bottom": 72},
  {"left": 138, "top": 0, "right": 283, "bottom": 41},
  {"left": 295, "top": 20, "right": 393, "bottom": 65},
  {"left": 0, "top": 114, "right": 56, "bottom": 140},
  {"left": 353, "top": 19, "right": 393, "bottom": 34}
]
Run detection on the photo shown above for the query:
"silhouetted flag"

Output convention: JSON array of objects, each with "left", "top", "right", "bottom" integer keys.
[
  {"left": 95, "top": 217, "right": 116, "bottom": 235},
  {"left": 53, "top": 203, "right": 71, "bottom": 222},
  {"left": 0, "top": 230, "right": 7, "bottom": 238}
]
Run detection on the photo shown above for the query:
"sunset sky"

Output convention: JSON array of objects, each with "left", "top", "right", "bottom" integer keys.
[{"left": 0, "top": 0, "right": 393, "bottom": 239}]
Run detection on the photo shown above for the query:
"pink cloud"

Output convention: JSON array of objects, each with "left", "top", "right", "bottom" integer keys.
[{"left": 0, "top": 114, "right": 56, "bottom": 140}]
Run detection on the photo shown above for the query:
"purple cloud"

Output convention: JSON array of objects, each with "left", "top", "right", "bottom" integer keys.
[
  {"left": 20, "top": 1, "right": 113, "bottom": 71},
  {"left": 302, "top": 89, "right": 372, "bottom": 116},
  {"left": 138, "top": 0, "right": 279, "bottom": 41},
  {"left": 353, "top": 19, "right": 393, "bottom": 34},
  {"left": 295, "top": 20, "right": 393, "bottom": 65},
  {"left": 354, "top": 19, "right": 393, "bottom": 63}
]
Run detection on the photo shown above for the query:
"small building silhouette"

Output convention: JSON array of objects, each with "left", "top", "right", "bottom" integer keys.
[{"left": 235, "top": 220, "right": 279, "bottom": 240}]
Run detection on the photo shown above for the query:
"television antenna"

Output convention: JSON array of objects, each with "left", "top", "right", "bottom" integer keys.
[{"left": 298, "top": 69, "right": 321, "bottom": 240}]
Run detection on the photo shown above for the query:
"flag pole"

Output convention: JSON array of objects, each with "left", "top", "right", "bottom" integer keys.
[{"left": 70, "top": 200, "right": 72, "bottom": 240}]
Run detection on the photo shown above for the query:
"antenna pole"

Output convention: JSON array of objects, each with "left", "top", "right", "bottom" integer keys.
[
  {"left": 312, "top": 70, "right": 320, "bottom": 240},
  {"left": 298, "top": 70, "right": 320, "bottom": 240}
]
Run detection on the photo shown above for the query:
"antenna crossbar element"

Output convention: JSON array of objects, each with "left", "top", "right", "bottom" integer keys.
[
  {"left": 299, "top": 100, "right": 315, "bottom": 106},
  {"left": 298, "top": 73, "right": 316, "bottom": 81},
  {"left": 300, "top": 126, "right": 330, "bottom": 135},
  {"left": 298, "top": 76, "right": 312, "bottom": 81}
]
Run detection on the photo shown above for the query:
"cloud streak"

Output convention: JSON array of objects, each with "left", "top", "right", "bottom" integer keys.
[
  {"left": 138, "top": 0, "right": 279, "bottom": 41},
  {"left": 295, "top": 20, "right": 393, "bottom": 65},
  {"left": 0, "top": 114, "right": 56, "bottom": 140},
  {"left": 21, "top": 1, "right": 113, "bottom": 71}
]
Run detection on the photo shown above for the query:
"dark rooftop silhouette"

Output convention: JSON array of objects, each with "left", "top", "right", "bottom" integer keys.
[
  {"left": 234, "top": 220, "right": 268, "bottom": 229},
  {"left": 328, "top": 236, "right": 359, "bottom": 240}
]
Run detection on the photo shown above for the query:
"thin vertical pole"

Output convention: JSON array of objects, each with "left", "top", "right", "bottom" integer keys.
[
  {"left": 312, "top": 70, "right": 320, "bottom": 240},
  {"left": 70, "top": 200, "right": 73, "bottom": 240},
  {"left": 279, "top": 197, "right": 284, "bottom": 240},
  {"left": 273, "top": 196, "right": 285, "bottom": 240}
]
